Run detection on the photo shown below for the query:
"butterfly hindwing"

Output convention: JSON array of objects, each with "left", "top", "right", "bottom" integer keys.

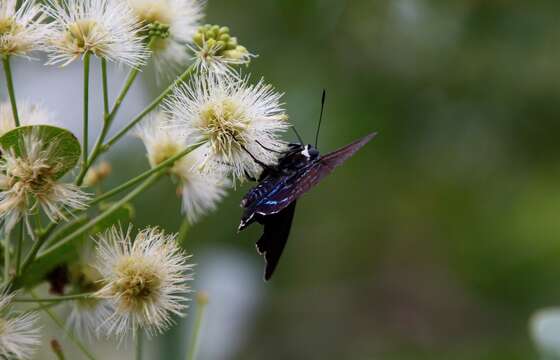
[{"left": 255, "top": 200, "right": 297, "bottom": 280}]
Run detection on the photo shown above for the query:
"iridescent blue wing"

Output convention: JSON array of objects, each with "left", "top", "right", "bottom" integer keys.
[
  {"left": 255, "top": 200, "right": 297, "bottom": 280},
  {"left": 247, "top": 132, "right": 376, "bottom": 218}
]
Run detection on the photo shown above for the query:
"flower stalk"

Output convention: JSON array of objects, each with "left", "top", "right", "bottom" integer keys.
[
  {"left": 1, "top": 56, "right": 20, "bottom": 127},
  {"left": 14, "top": 223, "right": 23, "bottom": 276},
  {"left": 3, "top": 231, "right": 10, "bottom": 284},
  {"left": 81, "top": 52, "right": 91, "bottom": 178},
  {"left": 14, "top": 292, "right": 94, "bottom": 303},
  {"left": 38, "top": 172, "right": 164, "bottom": 260},
  {"left": 104, "top": 63, "right": 196, "bottom": 149},
  {"left": 31, "top": 291, "right": 97, "bottom": 360},
  {"left": 186, "top": 292, "right": 209, "bottom": 360}
]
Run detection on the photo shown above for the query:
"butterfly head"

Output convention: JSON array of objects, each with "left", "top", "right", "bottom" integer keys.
[{"left": 302, "top": 144, "right": 320, "bottom": 160}]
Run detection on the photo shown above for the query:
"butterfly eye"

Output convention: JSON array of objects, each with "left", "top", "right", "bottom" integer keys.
[{"left": 308, "top": 147, "right": 320, "bottom": 158}]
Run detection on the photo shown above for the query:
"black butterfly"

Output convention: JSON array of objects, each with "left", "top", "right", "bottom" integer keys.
[{"left": 238, "top": 92, "right": 376, "bottom": 280}]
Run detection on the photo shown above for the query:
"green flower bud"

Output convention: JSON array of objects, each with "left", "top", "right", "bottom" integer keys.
[
  {"left": 193, "top": 32, "right": 203, "bottom": 47},
  {"left": 147, "top": 21, "right": 170, "bottom": 40},
  {"left": 193, "top": 24, "right": 254, "bottom": 66}
]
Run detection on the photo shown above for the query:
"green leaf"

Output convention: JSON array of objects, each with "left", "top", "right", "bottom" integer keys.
[
  {"left": 15, "top": 203, "right": 135, "bottom": 289},
  {"left": 0, "top": 125, "right": 81, "bottom": 179}
]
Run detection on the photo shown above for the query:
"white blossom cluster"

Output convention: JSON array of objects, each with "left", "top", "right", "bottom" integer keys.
[{"left": 0, "top": 0, "right": 291, "bottom": 356}]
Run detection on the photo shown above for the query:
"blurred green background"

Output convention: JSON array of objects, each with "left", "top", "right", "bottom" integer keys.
[
  {"left": 113, "top": 0, "right": 560, "bottom": 359},
  {"left": 10, "top": 0, "right": 560, "bottom": 358}
]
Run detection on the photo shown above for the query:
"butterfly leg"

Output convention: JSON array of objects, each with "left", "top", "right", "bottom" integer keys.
[
  {"left": 256, "top": 140, "right": 284, "bottom": 154},
  {"left": 239, "top": 143, "right": 275, "bottom": 171},
  {"left": 244, "top": 170, "right": 257, "bottom": 182}
]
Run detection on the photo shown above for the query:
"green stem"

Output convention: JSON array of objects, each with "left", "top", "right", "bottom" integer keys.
[
  {"left": 2, "top": 55, "right": 20, "bottom": 127},
  {"left": 36, "top": 172, "right": 164, "bottom": 261},
  {"left": 108, "top": 36, "right": 158, "bottom": 125},
  {"left": 136, "top": 329, "right": 143, "bottom": 360},
  {"left": 14, "top": 222, "right": 23, "bottom": 275},
  {"left": 90, "top": 142, "right": 203, "bottom": 207},
  {"left": 80, "top": 52, "right": 91, "bottom": 181},
  {"left": 104, "top": 64, "right": 195, "bottom": 150},
  {"left": 186, "top": 295, "right": 208, "bottom": 360},
  {"left": 14, "top": 292, "right": 93, "bottom": 303},
  {"left": 16, "top": 225, "right": 55, "bottom": 282},
  {"left": 3, "top": 230, "right": 10, "bottom": 285},
  {"left": 76, "top": 57, "right": 111, "bottom": 186},
  {"left": 77, "top": 41, "right": 157, "bottom": 185},
  {"left": 111, "top": 67, "right": 139, "bottom": 122},
  {"left": 22, "top": 302, "right": 60, "bottom": 315},
  {"left": 178, "top": 218, "right": 189, "bottom": 248},
  {"left": 15, "top": 171, "right": 157, "bottom": 280},
  {"left": 31, "top": 291, "right": 97, "bottom": 360},
  {"left": 16, "top": 222, "right": 58, "bottom": 278},
  {"left": 42, "top": 214, "right": 88, "bottom": 249},
  {"left": 101, "top": 58, "right": 109, "bottom": 117}
]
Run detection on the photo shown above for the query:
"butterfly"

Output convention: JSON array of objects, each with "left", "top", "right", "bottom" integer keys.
[{"left": 238, "top": 91, "right": 376, "bottom": 280}]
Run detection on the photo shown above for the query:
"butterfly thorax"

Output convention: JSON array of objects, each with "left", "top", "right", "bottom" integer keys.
[
  {"left": 269, "top": 143, "right": 319, "bottom": 176},
  {"left": 239, "top": 144, "right": 320, "bottom": 229}
]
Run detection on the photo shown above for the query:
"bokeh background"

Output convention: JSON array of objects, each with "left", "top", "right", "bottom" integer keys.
[{"left": 5, "top": 0, "right": 560, "bottom": 359}]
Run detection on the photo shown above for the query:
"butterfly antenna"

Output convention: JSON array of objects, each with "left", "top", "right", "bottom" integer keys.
[
  {"left": 291, "top": 126, "right": 304, "bottom": 145},
  {"left": 314, "top": 89, "right": 326, "bottom": 148}
]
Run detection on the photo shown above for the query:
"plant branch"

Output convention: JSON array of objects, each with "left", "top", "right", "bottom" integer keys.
[
  {"left": 76, "top": 57, "right": 112, "bottom": 185},
  {"left": 101, "top": 58, "right": 109, "bottom": 117},
  {"left": 178, "top": 218, "right": 189, "bottom": 248},
  {"left": 36, "top": 172, "right": 165, "bottom": 261},
  {"left": 186, "top": 292, "right": 209, "bottom": 360},
  {"left": 14, "top": 222, "right": 23, "bottom": 276},
  {"left": 31, "top": 291, "right": 97, "bottom": 360},
  {"left": 90, "top": 142, "right": 203, "bottom": 206},
  {"left": 79, "top": 52, "right": 91, "bottom": 183},
  {"left": 104, "top": 64, "right": 195, "bottom": 150},
  {"left": 2, "top": 55, "right": 20, "bottom": 127},
  {"left": 3, "top": 230, "right": 10, "bottom": 285},
  {"left": 16, "top": 222, "right": 58, "bottom": 277},
  {"left": 14, "top": 292, "right": 94, "bottom": 303}
]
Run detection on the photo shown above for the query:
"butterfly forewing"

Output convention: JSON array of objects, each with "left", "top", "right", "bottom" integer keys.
[{"left": 249, "top": 133, "right": 376, "bottom": 216}]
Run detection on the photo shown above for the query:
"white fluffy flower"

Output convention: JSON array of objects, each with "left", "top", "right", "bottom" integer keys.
[
  {"left": 0, "top": 101, "right": 56, "bottom": 137},
  {"left": 67, "top": 299, "right": 111, "bottom": 341},
  {"left": 43, "top": 0, "right": 149, "bottom": 67},
  {"left": 164, "top": 74, "right": 288, "bottom": 182},
  {"left": 128, "top": 0, "right": 203, "bottom": 77},
  {"left": 191, "top": 24, "right": 254, "bottom": 76},
  {"left": 0, "top": 0, "right": 50, "bottom": 57},
  {"left": 137, "top": 113, "right": 228, "bottom": 223},
  {"left": 0, "top": 292, "right": 41, "bottom": 359},
  {"left": 94, "top": 225, "right": 193, "bottom": 340},
  {"left": 174, "top": 148, "right": 229, "bottom": 223},
  {"left": 0, "top": 130, "right": 91, "bottom": 231},
  {"left": 66, "top": 253, "right": 112, "bottom": 342}
]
